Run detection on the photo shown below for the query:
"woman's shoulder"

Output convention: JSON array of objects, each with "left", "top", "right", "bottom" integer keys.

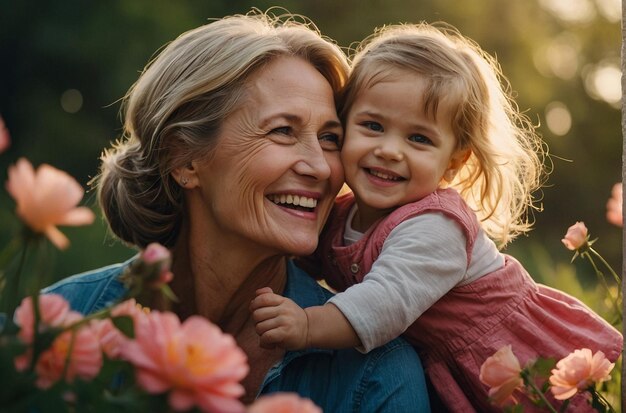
[{"left": 42, "top": 257, "right": 134, "bottom": 315}]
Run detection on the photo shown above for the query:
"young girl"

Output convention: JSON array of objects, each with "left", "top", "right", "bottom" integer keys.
[{"left": 250, "top": 23, "right": 622, "bottom": 412}]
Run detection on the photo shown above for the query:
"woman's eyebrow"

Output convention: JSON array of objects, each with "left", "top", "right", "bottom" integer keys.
[{"left": 260, "top": 114, "right": 342, "bottom": 130}]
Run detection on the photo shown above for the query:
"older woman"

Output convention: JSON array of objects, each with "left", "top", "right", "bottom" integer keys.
[{"left": 44, "top": 11, "right": 430, "bottom": 411}]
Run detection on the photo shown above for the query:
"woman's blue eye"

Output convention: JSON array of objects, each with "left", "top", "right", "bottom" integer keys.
[
  {"left": 362, "top": 121, "right": 384, "bottom": 132},
  {"left": 319, "top": 133, "right": 341, "bottom": 149},
  {"left": 409, "top": 134, "right": 433, "bottom": 145},
  {"left": 271, "top": 126, "right": 292, "bottom": 135}
]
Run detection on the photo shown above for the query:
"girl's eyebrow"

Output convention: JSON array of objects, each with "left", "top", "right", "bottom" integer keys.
[
  {"left": 351, "top": 110, "right": 383, "bottom": 119},
  {"left": 352, "top": 110, "right": 441, "bottom": 137}
]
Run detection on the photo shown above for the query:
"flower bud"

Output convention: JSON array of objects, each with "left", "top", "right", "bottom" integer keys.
[{"left": 561, "top": 222, "right": 588, "bottom": 251}]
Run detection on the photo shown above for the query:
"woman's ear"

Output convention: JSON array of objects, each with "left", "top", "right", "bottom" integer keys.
[
  {"left": 443, "top": 148, "right": 471, "bottom": 183},
  {"left": 172, "top": 163, "right": 199, "bottom": 188}
]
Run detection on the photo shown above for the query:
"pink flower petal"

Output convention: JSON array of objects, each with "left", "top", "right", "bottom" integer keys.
[
  {"left": 136, "top": 369, "right": 172, "bottom": 394},
  {"left": 122, "top": 310, "right": 248, "bottom": 413},
  {"left": 479, "top": 345, "right": 523, "bottom": 406},
  {"left": 44, "top": 226, "right": 70, "bottom": 250},
  {"left": 5, "top": 158, "right": 93, "bottom": 249},
  {"left": 0, "top": 116, "right": 10, "bottom": 154},
  {"left": 549, "top": 348, "right": 614, "bottom": 401},
  {"left": 57, "top": 207, "right": 96, "bottom": 226},
  {"left": 6, "top": 158, "right": 36, "bottom": 206},
  {"left": 247, "top": 393, "right": 322, "bottom": 413},
  {"left": 561, "top": 222, "right": 588, "bottom": 251},
  {"left": 169, "top": 390, "right": 196, "bottom": 411}
]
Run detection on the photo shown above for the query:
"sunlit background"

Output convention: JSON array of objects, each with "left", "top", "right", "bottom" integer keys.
[{"left": 0, "top": 0, "right": 622, "bottom": 296}]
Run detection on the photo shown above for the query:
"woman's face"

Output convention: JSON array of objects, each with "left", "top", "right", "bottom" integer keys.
[{"left": 191, "top": 56, "right": 344, "bottom": 256}]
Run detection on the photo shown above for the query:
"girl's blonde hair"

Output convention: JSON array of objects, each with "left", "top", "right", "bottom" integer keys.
[
  {"left": 341, "top": 23, "right": 547, "bottom": 248},
  {"left": 94, "top": 10, "right": 349, "bottom": 248}
]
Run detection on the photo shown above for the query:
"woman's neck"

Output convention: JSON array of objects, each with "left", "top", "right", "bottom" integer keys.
[{"left": 168, "top": 224, "right": 287, "bottom": 337}]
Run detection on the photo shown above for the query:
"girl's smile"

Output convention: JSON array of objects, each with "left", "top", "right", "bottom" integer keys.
[{"left": 341, "top": 67, "right": 467, "bottom": 230}]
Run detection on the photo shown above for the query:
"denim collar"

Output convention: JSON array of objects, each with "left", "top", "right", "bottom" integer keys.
[{"left": 258, "top": 260, "right": 333, "bottom": 395}]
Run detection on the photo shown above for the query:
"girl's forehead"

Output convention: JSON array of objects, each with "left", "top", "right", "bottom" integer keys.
[{"left": 357, "top": 67, "right": 460, "bottom": 118}]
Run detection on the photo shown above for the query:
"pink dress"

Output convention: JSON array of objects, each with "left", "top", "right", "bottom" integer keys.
[{"left": 314, "top": 188, "right": 622, "bottom": 412}]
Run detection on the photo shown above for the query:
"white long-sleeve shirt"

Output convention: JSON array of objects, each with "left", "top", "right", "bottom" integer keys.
[{"left": 328, "top": 207, "right": 504, "bottom": 352}]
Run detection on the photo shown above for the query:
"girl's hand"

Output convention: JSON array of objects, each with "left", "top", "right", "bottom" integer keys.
[{"left": 250, "top": 287, "right": 309, "bottom": 350}]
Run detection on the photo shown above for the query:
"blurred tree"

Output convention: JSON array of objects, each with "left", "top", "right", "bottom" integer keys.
[{"left": 0, "top": 0, "right": 621, "bottom": 288}]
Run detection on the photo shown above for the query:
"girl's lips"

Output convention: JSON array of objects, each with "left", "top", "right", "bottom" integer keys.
[{"left": 363, "top": 167, "right": 405, "bottom": 187}]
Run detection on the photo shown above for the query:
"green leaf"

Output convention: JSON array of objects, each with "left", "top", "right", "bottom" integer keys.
[
  {"left": 504, "top": 404, "right": 525, "bottom": 412},
  {"left": 160, "top": 284, "right": 179, "bottom": 303},
  {"left": 529, "top": 357, "right": 556, "bottom": 378},
  {"left": 112, "top": 316, "right": 134, "bottom": 339}
]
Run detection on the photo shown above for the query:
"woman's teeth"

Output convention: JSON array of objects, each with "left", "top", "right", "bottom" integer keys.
[{"left": 268, "top": 194, "right": 317, "bottom": 209}]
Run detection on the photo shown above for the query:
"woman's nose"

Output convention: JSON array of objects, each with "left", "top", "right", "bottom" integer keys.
[{"left": 293, "top": 141, "right": 331, "bottom": 180}]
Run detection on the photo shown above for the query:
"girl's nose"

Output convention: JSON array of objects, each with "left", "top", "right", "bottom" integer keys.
[{"left": 374, "top": 138, "right": 405, "bottom": 161}]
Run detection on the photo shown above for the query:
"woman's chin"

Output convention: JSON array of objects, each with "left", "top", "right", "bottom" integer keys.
[{"left": 280, "top": 238, "right": 318, "bottom": 257}]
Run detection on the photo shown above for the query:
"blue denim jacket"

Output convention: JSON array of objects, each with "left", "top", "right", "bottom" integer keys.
[{"left": 44, "top": 259, "right": 431, "bottom": 413}]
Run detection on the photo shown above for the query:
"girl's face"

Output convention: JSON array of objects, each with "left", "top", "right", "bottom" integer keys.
[
  {"left": 188, "top": 56, "right": 344, "bottom": 257},
  {"left": 341, "top": 68, "right": 467, "bottom": 229}
]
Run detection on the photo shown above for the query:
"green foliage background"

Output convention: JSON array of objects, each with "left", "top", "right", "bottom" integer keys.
[{"left": 0, "top": 0, "right": 621, "bottom": 299}]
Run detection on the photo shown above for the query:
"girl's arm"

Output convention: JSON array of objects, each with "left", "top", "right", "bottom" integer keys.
[
  {"left": 328, "top": 214, "right": 469, "bottom": 351},
  {"left": 250, "top": 287, "right": 361, "bottom": 349},
  {"left": 251, "top": 213, "right": 473, "bottom": 351}
]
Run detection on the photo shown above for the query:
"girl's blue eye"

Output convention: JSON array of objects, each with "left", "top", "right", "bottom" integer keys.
[
  {"left": 362, "top": 121, "right": 384, "bottom": 132},
  {"left": 409, "top": 134, "right": 433, "bottom": 145}
]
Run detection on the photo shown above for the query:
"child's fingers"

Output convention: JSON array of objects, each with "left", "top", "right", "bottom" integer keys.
[
  {"left": 251, "top": 306, "right": 280, "bottom": 323},
  {"left": 255, "top": 318, "right": 283, "bottom": 336},
  {"left": 255, "top": 287, "right": 273, "bottom": 296},
  {"left": 249, "top": 292, "right": 283, "bottom": 311},
  {"left": 259, "top": 328, "right": 286, "bottom": 349}
]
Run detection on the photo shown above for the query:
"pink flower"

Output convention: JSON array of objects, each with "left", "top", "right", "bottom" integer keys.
[
  {"left": 142, "top": 243, "right": 171, "bottom": 266},
  {"left": 561, "top": 222, "right": 588, "bottom": 251},
  {"left": 14, "top": 294, "right": 71, "bottom": 344},
  {"left": 91, "top": 318, "right": 123, "bottom": 359},
  {"left": 479, "top": 345, "right": 523, "bottom": 406},
  {"left": 14, "top": 299, "right": 103, "bottom": 389},
  {"left": 92, "top": 299, "right": 148, "bottom": 358},
  {"left": 5, "top": 158, "right": 95, "bottom": 249},
  {"left": 0, "top": 115, "right": 10, "bottom": 154},
  {"left": 121, "top": 311, "right": 249, "bottom": 413},
  {"left": 606, "top": 183, "right": 622, "bottom": 227},
  {"left": 247, "top": 393, "right": 322, "bottom": 413},
  {"left": 141, "top": 243, "right": 174, "bottom": 286},
  {"left": 549, "top": 349, "right": 614, "bottom": 400},
  {"left": 34, "top": 319, "right": 103, "bottom": 389}
]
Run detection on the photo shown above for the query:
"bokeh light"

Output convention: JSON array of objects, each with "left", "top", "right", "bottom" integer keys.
[
  {"left": 583, "top": 61, "right": 622, "bottom": 107},
  {"left": 545, "top": 101, "right": 572, "bottom": 136},
  {"left": 538, "top": 0, "right": 596, "bottom": 23},
  {"left": 534, "top": 32, "right": 581, "bottom": 80},
  {"left": 595, "top": 0, "right": 621, "bottom": 22},
  {"left": 60, "top": 89, "right": 83, "bottom": 114}
]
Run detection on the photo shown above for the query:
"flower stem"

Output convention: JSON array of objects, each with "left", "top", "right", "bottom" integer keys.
[
  {"left": 582, "top": 251, "right": 622, "bottom": 322},
  {"left": 588, "top": 247, "right": 622, "bottom": 285},
  {"left": 3, "top": 235, "right": 31, "bottom": 316},
  {"left": 520, "top": 370, "right": 559, "bottom": 413},
  {"left": 589, "top": 386, "right": 616, "bottom": 413}
]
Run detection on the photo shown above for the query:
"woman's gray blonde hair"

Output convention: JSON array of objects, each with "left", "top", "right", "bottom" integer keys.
[
  {"left": 94, "top": 10, "right": 349, "bottom": 248},
  {"left": 341, "top": 23, "right": 547, "bottom": 248}
]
